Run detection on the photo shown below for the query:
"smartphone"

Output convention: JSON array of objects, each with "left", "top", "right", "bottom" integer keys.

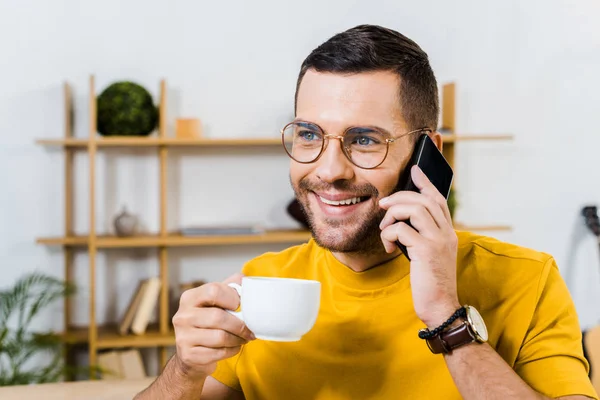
[{"left": 393, "top": 133, "right": 454, "bottom": 260}]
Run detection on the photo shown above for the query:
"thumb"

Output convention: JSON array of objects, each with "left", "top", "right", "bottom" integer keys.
[
  {"left": 411, "top": 165, "right": 429, "bottom": 190},
  {"left": 222, "top": 273, "right": 244, "bottom": 312}
]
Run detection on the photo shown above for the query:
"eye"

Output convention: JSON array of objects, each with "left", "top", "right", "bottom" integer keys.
[
  {"left": 355, "top": 136, "right": 375, "bottom": 146},
  {"left": 298, "top": 130, "right": 320, "bottom": 141},
  {"left": 349, "top": 134, "right": 381, "bottom": 146}
]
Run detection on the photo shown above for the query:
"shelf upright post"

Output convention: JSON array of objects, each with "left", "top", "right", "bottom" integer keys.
[
  {"left": 441, "top": 82, "right": 456, "bottom": 172},
  {"left": 158, "top": 79, "right": 170, "bottom": 368},
  {"left": 88, "top": 75, "right": 99, "bottom": 376},
  {"left": 63, "top": 81, "right": 76, "bottom": 380}
]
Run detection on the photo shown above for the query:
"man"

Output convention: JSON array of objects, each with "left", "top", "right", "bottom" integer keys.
[{"left": 136, "top": 25, "right": 598, "bottom": 399}]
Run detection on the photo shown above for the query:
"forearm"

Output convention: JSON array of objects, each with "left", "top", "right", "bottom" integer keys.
[
  {"left": 134, "top": 354, "right": 207, "bottom": 400},
  {"left": 445, "top": 342, "right": 547, "bottom": 399}
]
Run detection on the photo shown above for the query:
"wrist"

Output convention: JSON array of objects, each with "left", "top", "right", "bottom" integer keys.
[
  {"left": 134, "top": 355, "right": 207, "bottom": 400},
  {"left": 421, "top": 304, "right": 489, "bottom": 355},
  {"left": 173, "top": 353, "right": 209, "bottom": 382},
  {"left": 420, "top": 299, "right": 462, "bottom": 328}
]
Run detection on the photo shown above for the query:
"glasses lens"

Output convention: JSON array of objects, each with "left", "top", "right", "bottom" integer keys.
[
  {"left": 282, "top": 122, "right": 324, "bottom": 163},
  {"left": 343, "top": 129, "right": 389, "bottom": 168}
]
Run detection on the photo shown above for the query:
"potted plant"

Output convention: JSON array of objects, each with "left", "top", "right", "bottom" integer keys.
[
  {"left": 0, "top": 272, "right": 91, "bottom": 385},
  {"left": 97, "top": 81, "right": 159, "bottom": 136}
]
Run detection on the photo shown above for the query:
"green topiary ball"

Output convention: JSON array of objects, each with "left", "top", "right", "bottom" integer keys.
[{"left": 97, "top": 81, "right": 158, "bottom": 136}]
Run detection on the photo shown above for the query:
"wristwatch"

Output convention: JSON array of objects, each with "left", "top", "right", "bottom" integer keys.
[{"left": 426, "top": 305, "right": 488, "bottom": 354}]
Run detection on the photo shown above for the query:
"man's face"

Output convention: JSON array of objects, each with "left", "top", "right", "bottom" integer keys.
[{"left": 291, "top": 69, "right": 415, "bottom": 254}]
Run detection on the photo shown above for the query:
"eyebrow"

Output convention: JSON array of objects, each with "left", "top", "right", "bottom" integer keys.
[
  {"left": 292, "top": 119, "right": 394, "bottom": 137},
  {"left": 346, "top": 126, "right": 390, "bottom": 136}
]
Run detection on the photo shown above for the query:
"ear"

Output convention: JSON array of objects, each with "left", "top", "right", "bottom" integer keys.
[{"left": 429, "top": 131, "right": 443, "bottom": 151}]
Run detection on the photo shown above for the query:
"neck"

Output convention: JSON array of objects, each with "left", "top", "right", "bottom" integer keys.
[{"left": 331, "top": 247, "right": 403, "bottom": 272}]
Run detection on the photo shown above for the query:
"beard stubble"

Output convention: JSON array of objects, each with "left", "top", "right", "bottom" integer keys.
[{"left": 293, "top": 177, "right": 390, "bottom": 255}]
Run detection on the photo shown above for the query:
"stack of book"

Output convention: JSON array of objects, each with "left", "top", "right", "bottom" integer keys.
[
  {"left": 119, "top": 277, "right": 162, "bottom": 336},
  {"left": 98, "top": 349, "right": 146, "bottom": 380}
]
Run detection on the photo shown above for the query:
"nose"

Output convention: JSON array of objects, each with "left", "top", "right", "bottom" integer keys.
[{"left": 314, "top": 138, "right": 355, "bottom": 183}]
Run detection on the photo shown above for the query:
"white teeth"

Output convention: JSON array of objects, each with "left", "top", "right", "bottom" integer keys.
[{"left": 319, "top": 196, "right": 363, "bottom": 206}]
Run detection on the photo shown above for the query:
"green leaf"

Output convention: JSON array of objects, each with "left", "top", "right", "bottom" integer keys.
[{"left": 0, "top": 272, "right": 83, "bottom": 386}]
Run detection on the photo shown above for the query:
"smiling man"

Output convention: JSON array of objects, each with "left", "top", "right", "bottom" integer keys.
[{"left": 136, "top": 25, "right": 598, "bottom": 400}]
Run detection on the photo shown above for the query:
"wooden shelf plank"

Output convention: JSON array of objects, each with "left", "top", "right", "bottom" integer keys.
[
  {"left": 454, "top": 223, "right": 512, "bottom": 231},
  {"left": 58, "top": 325, "right": 175, "bottom": 348},
  {"left": 36, "top": 137, "right": 283, "bottom": 147},
  {"left": 36, "top": 134, "right": 512, "bottom": 148},
  {"left": 37, "top": 225, "right": 513, "bottom": 247},
  {"left": 36, "top": 229, "right": 312, "bottom": 248},
  {"left": 160, "top": 138, "right": 282, "bottom": 146},
  {"left": 37, "top": 225, "right": 515, "bottom": 247},
  {"left": 37, "top": 236, "right": 88, "bottom": 246},
  {"left": 97, "top": 331, "right": 175, "bottom": 349},
  {"left": 442, "top": 134, "right": 514, "bottom": 143},
  {"left": 105, "top": 229, "right": 312, "bottom": 247},
  {"left": 36, "top": 138, "right": 88, "bottom": 147},
  {"left": 57, "top": 327, "right": 91, "bottom": 345}
]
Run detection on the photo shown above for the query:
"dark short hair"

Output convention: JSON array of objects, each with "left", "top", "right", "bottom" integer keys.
[{"left": 295, "top": 24, "right": 439, "bottom": 132}]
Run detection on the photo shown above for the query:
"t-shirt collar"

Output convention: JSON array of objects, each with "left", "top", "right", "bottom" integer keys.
[{"left": 322, "top": 244, "right": 411, "bottom": 291}]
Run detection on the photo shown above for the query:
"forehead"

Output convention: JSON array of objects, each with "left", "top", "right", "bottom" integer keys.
[{"left": 296, "top": 69, "right": 405, "bottom": 131}]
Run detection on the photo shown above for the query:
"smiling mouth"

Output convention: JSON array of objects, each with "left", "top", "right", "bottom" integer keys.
[{"left": 317, "top": 195, "right": 370, "bottom": 206}]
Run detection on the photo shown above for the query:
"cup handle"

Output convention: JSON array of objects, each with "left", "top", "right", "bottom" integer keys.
[{"left": 226, "top": 282, "right": 244, "bottom": 322}]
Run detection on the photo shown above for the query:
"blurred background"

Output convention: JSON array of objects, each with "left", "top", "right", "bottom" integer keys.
[{"left": 1, "top": 0, "right": 599, "bottom": 388}]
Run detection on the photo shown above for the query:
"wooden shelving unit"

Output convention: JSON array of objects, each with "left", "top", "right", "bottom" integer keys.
[
  {"left": 36, "top": 78, "right": 512, "bottom": 378},
  {"left": 36, "top": 76, "right": 313, "bottom": 379}
]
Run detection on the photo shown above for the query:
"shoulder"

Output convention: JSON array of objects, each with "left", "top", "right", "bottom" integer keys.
[
  {"left": 454, "top": 231, "right": 577, "bottom": 357},
  {"left": 455, "top": 230, "right": 559, "bottom": 304},
  {"left": 457, "top": 230, "right": 552, "bottom": 265},
  {"left": 457, "top": 230, "right": 554, "bottom": 271},
  {"left": 241, "top": 238, "right": 323, "bottom": 278}
]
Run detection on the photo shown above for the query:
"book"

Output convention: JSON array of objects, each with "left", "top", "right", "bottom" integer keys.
[
  {"left": 119, "top": 349, "right": 146, "bottom": 379},
  {"left": 131, "top": 277, "right": 161, "bottom": 335},
  {"left": 98, "top": 349, "right": 146, "bottom": 380},
  {"left": 119, "top": 280, "right": 149, "bottom": 335},
  {"left": 98, "top": 351, "right": 123, "bottom": 380}
]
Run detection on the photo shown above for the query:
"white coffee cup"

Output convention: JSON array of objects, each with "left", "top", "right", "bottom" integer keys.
[{"left": 227, "top": 277, "right": 321, "bottom": 342}]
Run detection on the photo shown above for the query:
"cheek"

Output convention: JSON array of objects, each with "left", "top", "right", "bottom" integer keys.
[
  {"left": 375, "top": 149, "right": 412, "bottom": 195},
  {"left": 289, "top": 161, "right": 311, "bottom": 187},
  {"left": 362, "top": 169, "right": 401, "bottom": 198}
]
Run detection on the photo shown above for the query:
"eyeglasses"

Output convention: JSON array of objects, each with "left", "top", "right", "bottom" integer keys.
[{"left": 281, "top": 120, "right": 431, "bottom": 169}]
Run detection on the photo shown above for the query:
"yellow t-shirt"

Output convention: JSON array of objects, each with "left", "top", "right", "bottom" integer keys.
[{"left": 212, "top": 230, "right": 598, "bottom": 399}]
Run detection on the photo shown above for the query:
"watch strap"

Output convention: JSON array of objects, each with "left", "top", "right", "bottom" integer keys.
[{"left": 426, "top": 320, "right": 475, "bottom": 354}]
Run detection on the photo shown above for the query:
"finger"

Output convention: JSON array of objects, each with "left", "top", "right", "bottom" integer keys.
[
  {"left": 181, "top": 282, "right": 241, "bottom": 311},
  {"left": 193, "top": 328, "right": 249, "bottom": 348},
  {"left": 411, "top": 165, "right": 453, "bottom": 224},
  {"left": 194, "top": 307, "right": 255, "bottom": 341},
  {"left": 380, "top": 221, "right": 421, "bottom": 253},
  {"left": 379, "top": 204, "right": 439, "bottom": 239},
  {"left": 380, "top": 190, "right": 448, "bottom": 231}
]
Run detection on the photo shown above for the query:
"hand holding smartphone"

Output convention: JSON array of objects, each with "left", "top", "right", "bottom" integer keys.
[{"left": 392, "top": 133, "right": 454, "bottom": 260}]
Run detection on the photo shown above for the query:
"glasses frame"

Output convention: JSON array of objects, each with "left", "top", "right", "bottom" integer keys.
[{"left": 281, "top": 120, "right": 432, "bottom": 169}]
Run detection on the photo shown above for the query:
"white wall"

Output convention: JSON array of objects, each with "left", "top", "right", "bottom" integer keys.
[{"left": 1, "top": 0, "right": 599, "bottom": 364}]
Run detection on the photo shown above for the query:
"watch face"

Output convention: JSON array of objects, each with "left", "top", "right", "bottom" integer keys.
[{"left": 467, "top": 306, "right": 488, "bottom": 342}]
